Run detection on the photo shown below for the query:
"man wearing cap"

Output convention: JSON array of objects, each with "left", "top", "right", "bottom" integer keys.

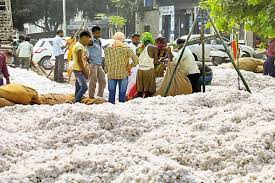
[{"left": 128, "top": 33, "right": 140, "bottom": 53}]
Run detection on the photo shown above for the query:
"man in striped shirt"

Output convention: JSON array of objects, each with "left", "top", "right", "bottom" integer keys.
[{"left": 104, "top": 32, "right": 139, "bottom": 104}]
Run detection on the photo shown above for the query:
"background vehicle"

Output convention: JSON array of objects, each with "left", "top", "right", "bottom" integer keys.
[
  {"left": 179, "top": 34, "right": 256, "bottom": 62},
  {"left": 33, "top": 38, "right": 68, "bottom": 70},
  {"left": 210, "top": 49, "right": 247, "bottom": 66}
]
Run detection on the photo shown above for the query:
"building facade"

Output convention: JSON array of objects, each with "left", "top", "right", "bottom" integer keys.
[
  {"left": 136, "top": 0, "right": 199, "bottom": 42},
  {"left": 0, "top": 0, "right": 13, "bottom": 44}
]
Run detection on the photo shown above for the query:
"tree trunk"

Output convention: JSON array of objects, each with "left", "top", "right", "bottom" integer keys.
[
  {"left": 54, "top": 22, "right": 61, "bottom": 33},
  {"left": 44, "top": 15, "right": 51, "bottom": 32},
  {"left": 33, "top": 22, "right": 46, "bottom": 31}
]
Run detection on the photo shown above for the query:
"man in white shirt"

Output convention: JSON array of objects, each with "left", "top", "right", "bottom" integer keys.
[
  {"left": 126, "top": 33, "right": 140, "bottom": 97},
  {"left": 52, "top": 30, "right": 67, "bottom": 82},
  {"left": 175, "top": 39, "right": 201, "bottom": 93},
  {"left": 17, "top": 37, "right": 33, "bottom": 70},
  {"left": 128, "top": 33, "right": 140, "bottom": 53}
]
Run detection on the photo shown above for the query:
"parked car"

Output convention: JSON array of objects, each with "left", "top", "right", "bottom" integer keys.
[
  {"left": 178, "top": 34, "right": 256, "bottom": 62},
  {"left": 209, "top": 48, "right": 248, "bottom": 66},
  {"left": 32, "top": 38, "right": 69, "bottom": 70}
]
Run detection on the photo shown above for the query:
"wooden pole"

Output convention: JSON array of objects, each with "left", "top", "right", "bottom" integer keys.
[
  {"left": 164, "top": 9, "right": 200, "bottom": 97},
  {"left": 209, "top": 16, "right": 252, "bottom": 93},
  {"left": 201, "top": 9, "right": 206, "bottom": 93}
]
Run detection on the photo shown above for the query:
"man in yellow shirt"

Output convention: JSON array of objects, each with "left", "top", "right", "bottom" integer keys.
[{"left": 72, "top": 30, "right": 91, "bottom": 103}]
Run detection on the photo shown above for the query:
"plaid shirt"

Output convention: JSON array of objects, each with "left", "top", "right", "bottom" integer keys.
[{"left": 104, "top": 46, "right": 139, "bottom": 79}]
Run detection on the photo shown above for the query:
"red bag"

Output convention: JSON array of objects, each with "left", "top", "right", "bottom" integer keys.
[{"left": 127, "top": 84, "right": 137, "bottom": 100}]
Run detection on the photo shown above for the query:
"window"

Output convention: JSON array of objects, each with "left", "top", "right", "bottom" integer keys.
[
  {"left": 144, "top": 0, "right": 153, "bottom": 7},
  {"left": 34, "top": 40, "right": 45, "bottom": 47},
  {"left": 0, "top": 2, "right": 6, "bottom": 11},
  {"left": 144, "top": 25, "right": 150, "bottom": 32}
]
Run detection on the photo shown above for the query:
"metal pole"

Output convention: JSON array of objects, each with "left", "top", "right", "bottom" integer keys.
[
  {"left": 163, "top": 9, "right": 200, "bottom": 97},
  {"left": 63, "top": 0, "right": 67, "bottom": 36},
  {"left": 209, "top": 16, "right": 252, "bottom": 93},
  {"left": 236, "top": 32, "right": 241, "bottom": 90},
  {"left": 201, "top": 9, "right": 206, "bottom": 92}
]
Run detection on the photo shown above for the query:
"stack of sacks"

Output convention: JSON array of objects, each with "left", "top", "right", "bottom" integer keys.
[
  {"left": 38, "top": 94, "right": 105, "bottom": 105},
  {"left": 237, "top": 57, "right": 264, "bottom": 73},
  {"left": 0, "top": 83, "right": 40, "bottom": 107},
  {"left": 0, "top": 84, "right": 106, "bottom": 108},
  {"left": 38, "top": 94, "right": 75, "bottom": 105},
  {"left": 223, "top": 57, "right": 265, "bottom": 73}
]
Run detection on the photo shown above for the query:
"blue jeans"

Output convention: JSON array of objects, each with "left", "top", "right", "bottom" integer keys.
[
  {"left": 0, "top": 78, "right": 3, "bottom": 86},
  {"left": 74, "top": 71, "right": 88, "bottom": 102},
  {"left": 108, "top": 77, "right": 128, "bottom": 104}
]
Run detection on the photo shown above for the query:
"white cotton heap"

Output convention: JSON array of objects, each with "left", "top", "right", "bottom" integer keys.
[{"left": 0, "top": 67, "right": 274, "bottom": 182}]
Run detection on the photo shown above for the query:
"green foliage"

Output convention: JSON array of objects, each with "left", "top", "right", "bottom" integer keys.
[
  {"left": 11, "top": 0, "right": 80, "bottom": 32},
  {"left": 205, "top": 0, "right": 275, "bottom": 38},
  {"left": 11, "top": 0, "right": 144, "bottom": 33},
  {"left": 108, "top": 16, "right": 127, "bottom": 27}
]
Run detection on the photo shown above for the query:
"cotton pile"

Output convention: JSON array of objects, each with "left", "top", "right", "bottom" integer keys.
[{"left": 0, "top": 67, "right": 274, "bottom": 182}]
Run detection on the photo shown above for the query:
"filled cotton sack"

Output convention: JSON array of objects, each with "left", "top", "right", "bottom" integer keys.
[
  {"left": 233, "top": 57, "right": 265, "bottom": 73},
  {"left": 38, "top": 94, "right": 75, "bottom": 105},
  {"left": 81, "top": 98, "right": 106, "bottom": 105},
  {"left": 0, "top": 84, "right": 39, "bottom": 105},
  {"left": 0, "top": 97, "right": 15, "bottom": 107},
  {"left": 154, "top": 64, "right": 165, "bottom": 77},
  {"left": 255, "top": 65, "right": 264, "bottom": 73},
  {"left": 38, "top": 94, "right": 106, "bottom": 105},
  {"left": 156, "top": 62, "right": 192, "bottom": 96}
]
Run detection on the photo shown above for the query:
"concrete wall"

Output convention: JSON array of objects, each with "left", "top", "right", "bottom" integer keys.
[{"left": 136, "top": 10, "right": 159, "bottom": 38}]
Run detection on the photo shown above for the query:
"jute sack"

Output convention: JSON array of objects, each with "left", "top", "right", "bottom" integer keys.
[
  {"left": 81, "top": 98, "right": 106, "bottom": 105},
  {"left": 234, "top": 57, "right": 265, "bottom": 73},
  {"left": 0, "top": 97, "right": 15, "bottom": 108},
  {"left": 157, "top": 62, "right": 192, "bottom": 96},
  {"left": 255, "top": 65, "right": 264, "bottom": 73},
  {"left": 38, "top": 94, "right": 75, "bottom": 105},
  {"left": 39, "top": 94, "right": 106, "bottom": 105},
  {"left": 154, "top": 64, "right": 165, "bottom": 77},
  {"left": 0, "top": 84, "right": 39, "bottom": 105}
]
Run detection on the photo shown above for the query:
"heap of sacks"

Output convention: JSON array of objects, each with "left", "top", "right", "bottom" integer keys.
[
  {"left": 224, "top": 57, "right": 265, "bottom": 73},
  {"left": 0, "top": 84, "right": 105, "bottom": 108}
]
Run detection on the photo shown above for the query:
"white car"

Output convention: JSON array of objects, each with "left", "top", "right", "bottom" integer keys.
[
  {"left": 33, "top": 38, "right": 68, "bottom": 70},
  {"left": 178, "top": 34, "right": 256, "bottom": 62}
]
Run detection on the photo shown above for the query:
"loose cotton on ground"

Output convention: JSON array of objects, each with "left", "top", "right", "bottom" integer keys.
[{"left": 0, "top": 67, "right": 274, "bottom": 182}]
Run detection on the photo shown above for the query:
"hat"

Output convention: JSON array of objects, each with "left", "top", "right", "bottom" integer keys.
[{"left": 131, "top": 33, "right": 140, "bottom": 38}]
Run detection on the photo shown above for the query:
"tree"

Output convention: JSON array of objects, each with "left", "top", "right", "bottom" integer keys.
[
  {"left": 11, "top": 0, "right": 39, "bottom": 31},
  {"left": 11, "top": 0, "right": 80, "bottom": 32},
  {"left": 108, "top": 0, "right": 144, "bottom": 35},
  {"left": 108, "top": 15, "right": 127, "bottom": 34},
  {"left": 205, "top": 0, "right": 275, "bottom": 38},
  {"left": 11, "top": 0, "right": 144, "bottom": 35}
]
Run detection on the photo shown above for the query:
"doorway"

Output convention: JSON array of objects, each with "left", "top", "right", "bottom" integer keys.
[{"left": 162, "top": 15, "right": 171, "bottom": 40}]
